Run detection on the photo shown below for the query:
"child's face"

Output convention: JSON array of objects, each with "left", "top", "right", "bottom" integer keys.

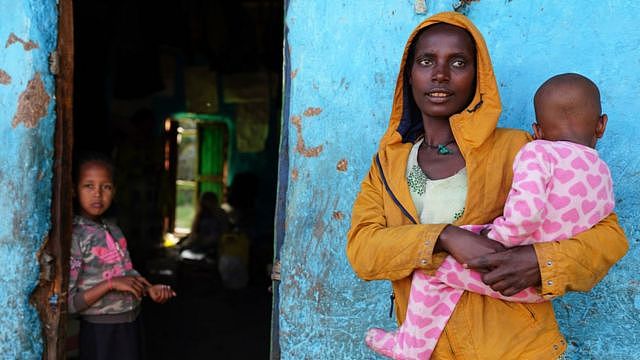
[
  {"left": 76, "top": 161, "right": 115, "bottom": 221},
  {"left": 409, "top": 24, "right": 477, "bottom": 121}
]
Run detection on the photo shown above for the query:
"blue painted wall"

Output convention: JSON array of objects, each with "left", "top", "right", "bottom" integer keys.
[
  {"left": 0, "top": 0, "right": 57, "bottom": 357},
  {"left": 279, "top": 1, "right": 639, "bottom": 359}
]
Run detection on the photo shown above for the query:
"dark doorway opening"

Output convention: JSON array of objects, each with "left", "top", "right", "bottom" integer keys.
[{"left": 69, "top": 1, "right": 283, "bottom": 358}]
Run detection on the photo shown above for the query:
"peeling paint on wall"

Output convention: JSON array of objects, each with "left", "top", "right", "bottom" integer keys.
[
  {"left": 336, "top": 159, "right": 348, "bottom": 171},
  {"left": 5, "top": 33, "right": 38, "bottom": 51},
  {"left": 302, "top": 107, "right": 322, "bottom": 117},
  {"left": 11, "top": 73, "right": 51, "bottom": 129},
  {"left": 0, "top": 0, "right": 57, "bottom": 356},
  {"left": 0, "top": 69, "right": 11, "bottom": 84},
  {"left": 291, "top": 115, "right": 324, "bottom": 157}
]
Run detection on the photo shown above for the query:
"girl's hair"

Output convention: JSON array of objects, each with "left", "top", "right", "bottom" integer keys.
[{"left": 73, "top": 151, "right": 116, "bottom": 184}]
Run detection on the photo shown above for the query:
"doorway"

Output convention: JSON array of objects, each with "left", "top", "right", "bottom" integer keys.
[{"left": 62, "top": 0, "right": 283, "bottom": 358}]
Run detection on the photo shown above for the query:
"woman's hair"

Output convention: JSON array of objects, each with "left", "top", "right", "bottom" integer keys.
[{"left": 73, "top": 151, "right": 116, "bottom": 184}]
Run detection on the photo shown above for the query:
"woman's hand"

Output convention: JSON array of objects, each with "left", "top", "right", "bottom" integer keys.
[
  {"left": 436, "top": 225, "right": 506, "bottom": 266},
  {"left": 465, "top": 244, "right": 541, "bottom": 296},
  {"left": 110, "top": 276, "right": 152, "bottom": 299},
  {"left": 147, "top": 284, "right": 177, "bottom": 304}
]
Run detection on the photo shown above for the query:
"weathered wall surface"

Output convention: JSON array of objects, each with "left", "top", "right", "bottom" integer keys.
[
  {"left": 279, "top": 1, "right": 639, "bottom": 359},
  {"left": 0, "top": 0, "right": 57, "bottom": 357}
]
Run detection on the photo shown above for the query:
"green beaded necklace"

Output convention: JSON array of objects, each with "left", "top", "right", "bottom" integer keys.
[{"left": 421, "top": 139, "right": 455, "bottom": 155}]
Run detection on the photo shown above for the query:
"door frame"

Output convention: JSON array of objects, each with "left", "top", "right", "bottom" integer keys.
[{"left": 29, "top": 0, "right": 74, "bottom": 358}]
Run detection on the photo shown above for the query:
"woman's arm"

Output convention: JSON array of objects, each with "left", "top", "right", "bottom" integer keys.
[
  {"left": 347, "top": 158, "right": 504, "bottom": 281},
  {"left": 535, "top": 212, "right": 628, "bottom": 296},
  {"left": 466, "top": 213, "right": 628, "bottom": 296}
]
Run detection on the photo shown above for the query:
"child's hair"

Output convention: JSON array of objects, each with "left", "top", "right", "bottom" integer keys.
[
  {"left": 534, "top": 73, "right": 601, "bottom": 118},
  {"left": 533, "top": 73, "right": 603, "bottom": 146},
  {"left": 72, "top": 151, "right": 116, "bottom": 184}
]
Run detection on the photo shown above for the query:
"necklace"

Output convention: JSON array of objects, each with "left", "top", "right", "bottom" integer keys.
[{"left": 421, "top": 139, "right": 455, "bottom": 155}]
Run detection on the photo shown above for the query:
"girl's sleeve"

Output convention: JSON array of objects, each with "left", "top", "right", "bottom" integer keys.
[
  {"left": 68, "top": 231, "right": 89, "bottom": 313},
  {"left": 122, "top": 241, "right": 141, "bottom": 277},
  {"left": 346, "top": 156, "right": 449, "bottom": 281},
  {"left": 534, "top": 212, "right": 628, "bottom": 298},
  {"left": 489, "top": 143, "right": 550, "bottom": 246}
]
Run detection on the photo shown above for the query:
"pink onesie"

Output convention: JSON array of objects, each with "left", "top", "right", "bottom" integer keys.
[{"left": 366, "top": 140, "right": 615, "bottom": 360}]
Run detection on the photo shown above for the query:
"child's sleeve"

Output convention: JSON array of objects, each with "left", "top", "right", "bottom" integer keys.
[
  {"left": 121, "top": 240, "right": 141, "bottom": 277},
  {"left": 68, "top": 230, "right": 89, "bottom": 313},
  {"left": 488, "top": 143, "right": 551, "bottom": 246}
]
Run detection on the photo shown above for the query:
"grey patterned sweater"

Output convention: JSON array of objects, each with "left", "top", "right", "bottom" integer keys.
[{"left": 68, "top": 215, "right": 141, "bottom": 323}]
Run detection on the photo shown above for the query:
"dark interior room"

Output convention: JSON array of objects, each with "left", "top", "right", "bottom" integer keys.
[{"left": 68, "top": 0, "right": 283, "bottom": 358}]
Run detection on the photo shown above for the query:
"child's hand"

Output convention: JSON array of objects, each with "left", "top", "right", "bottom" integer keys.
[
  {"left": 147, "top": 284, "right": 176, "bottom": 304},
  {"left": 110, "top": 276, "right": 152, "bottom": 299}
]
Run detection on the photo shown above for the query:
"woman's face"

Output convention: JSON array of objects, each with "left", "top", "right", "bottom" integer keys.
[{"left": 409, "top": 23, "right": 477, "bottom": 121}]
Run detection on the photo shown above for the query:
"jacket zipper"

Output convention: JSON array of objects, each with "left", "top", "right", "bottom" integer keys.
[
  {"left": 375, "top": 154, "right": 417, "bottom": 225},
  {"left": 375, "top": 155, "right": 413, "bottom": 320},
  {"left": 389, "top": 292, "right": 395, "bottom": 318}
]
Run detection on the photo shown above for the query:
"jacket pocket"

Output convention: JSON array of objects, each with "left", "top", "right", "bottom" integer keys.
[{"left": 503, "top": 301, "right": 537, "bottom": 323}]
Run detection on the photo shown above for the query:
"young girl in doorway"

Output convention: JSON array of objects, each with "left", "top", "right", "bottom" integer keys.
[
  {"left": 68, "top": 152, "right": 176, "bottom": 360},
  {"left": 366, "top": 73, "right": 615, "bottom": 359}
]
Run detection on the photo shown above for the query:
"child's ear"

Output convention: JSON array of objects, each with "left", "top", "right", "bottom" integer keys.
[
  {"left": 595, "top": 114, "right": 608, "bottom": 139},
  {"left": 531, "top": 122, "right": 543, "bottom": 140}
]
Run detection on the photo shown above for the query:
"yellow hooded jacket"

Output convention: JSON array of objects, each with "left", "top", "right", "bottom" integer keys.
[{"left": 347, "top": 12, "right": 628, "bottom": 359}]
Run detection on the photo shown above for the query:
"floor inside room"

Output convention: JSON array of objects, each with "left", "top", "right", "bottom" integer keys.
[
  {"left": 142, "top": 264, "right": 272, "bottom": 360},
  {"left": 67, "top": 248, "right": 273, "bottom": 360}
]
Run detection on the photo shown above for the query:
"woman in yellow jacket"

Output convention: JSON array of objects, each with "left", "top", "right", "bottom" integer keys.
[{"left": 346, "top": 12, "right": 627, "bottom": 359}]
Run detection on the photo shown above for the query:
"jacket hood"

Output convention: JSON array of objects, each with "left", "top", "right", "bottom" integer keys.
[{"left": 379, "top": 12, "right": 501, "bottom": 156}]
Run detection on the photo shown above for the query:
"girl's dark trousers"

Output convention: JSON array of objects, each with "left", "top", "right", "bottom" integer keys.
[{"left": 78, "top": 315, "right": 145, "bottom": 360}]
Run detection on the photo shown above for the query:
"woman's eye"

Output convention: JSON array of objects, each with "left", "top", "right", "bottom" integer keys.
[
  {"left": 418, "top": 58, "right": 433, "bottom": 66},
  {"left": 452, "top": 59, "right": 466, "bottom": 68}
]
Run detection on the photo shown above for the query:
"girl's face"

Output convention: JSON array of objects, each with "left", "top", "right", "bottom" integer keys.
[
  {"left": 76, "top": 161, "right": 115, "bottom": 221},
  {"left": 409, "top": 23, "right": 476, "bottom": 121}
]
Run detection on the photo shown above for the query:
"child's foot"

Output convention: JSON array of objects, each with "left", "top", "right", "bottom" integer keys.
[{"left": 365, "top": 328, "right": 399, "bottom": 359}]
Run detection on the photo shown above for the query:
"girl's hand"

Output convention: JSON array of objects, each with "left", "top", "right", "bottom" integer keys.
[
  {"left": 147, "top": 284, "right": 176, "bottom": 304},
  {"left": 465, "top": 245, "right": 541, "bottom": 296},
  {"left": 110, "top": 276, "right": 152, "bottom": 299}
]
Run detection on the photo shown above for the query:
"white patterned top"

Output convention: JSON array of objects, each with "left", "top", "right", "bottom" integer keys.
[{"left": 406, "top": 138, "right": 467, "bottom": 224}]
